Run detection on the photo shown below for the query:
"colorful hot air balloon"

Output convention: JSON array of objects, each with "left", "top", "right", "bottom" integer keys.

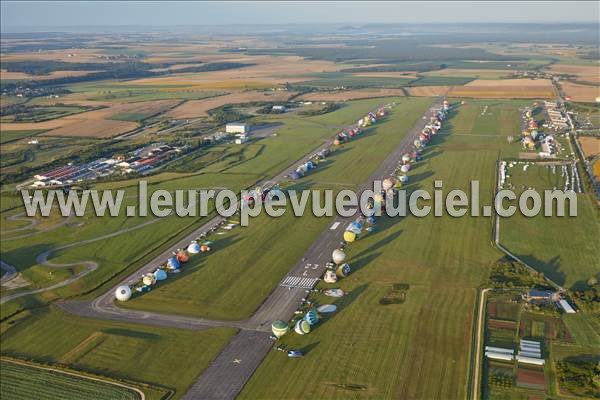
[
  {"left": 343, "top": 230, "right": 356, "bottom": 243},
  {"left": 167, "top": 257, "right": 180, "bottom": 270},
  {"left": 142, "top": 273, "right": 156, "bottom": 286},
  {"left": 271, "top": 320, "right": 289, "bottom": 338},
  {"left": 154, "top": 269, "right": 167, "bottom": 281},
  {"left": 332, "top": 249, "right": 346, "bottom": 265},
  {"left": 382, "top": 178, "right": 394, "bottom": 191},
  {"left": 400, "top": 165, "right": 410, "bottom": 173},
  {"left": 304, "top": 310, "right": 319, "bottom": 326},
  {"left": 176, "top": 251, "right": 189, "bottom": 263},
  {"left": 200, "top": 245, "right": 210, "bottom": 252},
  {"left": 115, "top": 285, "right": 131, "bottom": 301},
  {"left": 324, "top": 270, "right": 338, "bottom": 283},
  {"left": 294, "top": 319, "right": 311, "bottom": 335},
  {"left": 336, "top": 263, "right": 351, "bottom": 278},
  {"left": 187, "top": 242, "right": 200, "bottom": 254}
]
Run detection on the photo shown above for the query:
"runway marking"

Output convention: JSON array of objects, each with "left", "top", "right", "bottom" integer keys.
[
  {"left": 330, "top": 222, "right": 341, "bottom": 230},
  {"left": 280, "top": 276, "right": 318, "bottom": 288}
]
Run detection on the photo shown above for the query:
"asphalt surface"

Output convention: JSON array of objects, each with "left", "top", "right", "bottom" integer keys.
[{"left": 58, "top": 99, "right": 443, "bottom": 399}]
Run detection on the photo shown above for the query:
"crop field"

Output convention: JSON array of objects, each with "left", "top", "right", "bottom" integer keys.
[
  {"left": 449, "top": 79, "right": 556, "bottom": 99},
  {"left": 407, "top": 76, "right": 475, "bottom": 86},
  {"left": 422, "top": 68, "right": 513, "bottom": 80},
  {"left": 293, "top": 75, "right": 414, "bottom": 89},
  {"left": 407, "top": 85, "right": 452, "bottom": 97},
  {"left": 0, "top": 307, "right": 236, "bottom": 398},
  {"left": 547, "top": 64, "right": 600, "bottom": 84},
  {"left": 298, "top": 89, "right": 407, "bottom": 102},
  {"left": 561, "top": 81, "right": 600, "bottom": 103},
  {"left": 577, "top": 136, "right": 600, "bottom": 157},
  {"left": 165, "top": 90, "right": 295, "bottom": 118},
  {"left": 0, "top": 69, "right": 97, "bottom": 81},
  {"left": 0, "top": 360, "right": 140, "bottom": 400}
]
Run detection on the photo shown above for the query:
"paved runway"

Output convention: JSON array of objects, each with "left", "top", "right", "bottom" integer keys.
[{"left": 59, "top": 99, "right": 442, "bottom": 399}]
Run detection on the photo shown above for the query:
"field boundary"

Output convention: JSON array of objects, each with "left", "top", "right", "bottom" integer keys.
[{"left": 1, "top": 356, "right": 149, "bottom": 400}]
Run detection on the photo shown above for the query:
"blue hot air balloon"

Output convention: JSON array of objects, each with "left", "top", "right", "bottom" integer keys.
[
  {"left": 167, "top": 257, "right": 180, "bottom": 270},
  {"left": 304, "top": 309, "right": 319, "bottom": 326}
]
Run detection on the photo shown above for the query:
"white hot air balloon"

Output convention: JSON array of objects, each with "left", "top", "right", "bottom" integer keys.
[
  {"left": 332, "top": 249, "right": 346, "bottom": 265},
  {"left": 115, "top": 285, "right": 132, "bottom": 301}
]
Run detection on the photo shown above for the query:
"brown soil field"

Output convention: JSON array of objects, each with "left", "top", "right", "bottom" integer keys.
[
  {"left": 298, "top": 89, "right": 406, "bottom": 102},
  {"left": 578, "top": 136, "right": 600, "bottom": 157},
  {"left": 166, "top": 90, "right": 295, "bottom": 119},
  {"left": 593, "top": 160, "right": 600, "bottom": 181},
  {"left": 423, "top": 69, "right": 512, "bottom": 79},
  {"left": 1, "top": 100, "right": 178, "bottom": 137},
  {"left": 407, "top": 86, "right": 452, "bottom": 97},
  {"left": 0, "top": 70, "right": 97, "bottom": 81},
  {"left": 488, "top": 319, "right": 517, "bottom": 330},
  {"left": 549, "top": 64, "right": 600, "bottom": 84},
  {"left": 0, "top": 48, "right": 109, "bottom": 63},
  {"left": 351, "top": 72, "right": 419, "bottom": 79},
  {"left": 449, "top": 79, "right": 555, "bottom": 99},
  {"left": 123, "top": 55, "right": 339, "bottom": 89},
  {"left": 516, "top": 368, "right": 546, "bottom": 389},
  {"left": 561, "top": 82, "right": 600, "bottom": 103}
]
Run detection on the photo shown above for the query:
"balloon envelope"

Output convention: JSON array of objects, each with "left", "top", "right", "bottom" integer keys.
[
  {"left": 154, "top": 269, "right": 167, "bottom": 281},
  {"left": 324, "top": 270, "right": 338, "bottom": 283},
  {"left": 304, "top": 310, "right": 319, "bottom": 326},
  {"left": 294, "top": 319, "right": 311, "bottom": 335},
  {"left": 343, "top": 231, "right": 356, "bottom": 242},
  {"left": 336, "top": 263, "right": 351, "bottom": 278},
  {"left": 115, "top": 285, "right": 132, "bottom": 301},
  {"left": 187, "top": 242, "right": 200, "bottom": 254},
  {"left": 271, "top": 320, "right": 289, "bottom": 338},
  {"left": 332, "top": 249, "right": 346, "bottom": 264}
]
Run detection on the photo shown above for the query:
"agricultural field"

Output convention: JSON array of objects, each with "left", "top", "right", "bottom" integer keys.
[
  {"left": 449, "top": 79, "right": 556, "bottom": 99},
  {"left": 0, "top": 360, "right": 141, "bottom": 400},
  {"left": 561, "top": 81, "right": 600, "bottom": 103},
  {"left": 547, "top": 64, "right": 600, "bottom": 84},
  {"left": 577, "top": 136, "right": 600, "bottom": 157},
  {"left": 0, "top": 307, "right": 236, "bottom": 399},
  {"left": 298, "top": 89, "right": 407, "bottom": 102}
]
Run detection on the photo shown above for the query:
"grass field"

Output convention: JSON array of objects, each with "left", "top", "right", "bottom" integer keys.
[
  {"left": 500, "top": 164, "right": 600, "bottom": 290},
  {"left": 119, "top": 98, "right": 431, "bottom": 320},
  {"left": 0, "top": 360, "right": 140, "bottom": 400},
  {"left": 0, "top": 307, "right": 236, "bottom": 399},
  {"left": 0, "top": 129, "right": 47, "bottom": 144}
]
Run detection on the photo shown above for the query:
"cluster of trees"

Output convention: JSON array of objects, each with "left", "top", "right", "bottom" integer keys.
[
  {"left": 570, "top": 277, "right": 599, "bottom": 313},
  {"left": 298, "top": 103, "right": 340, "bottom": 116},
  {"left": 488, "top": 260, "right": 548, "bottom": 288},
  {"left": 557, "top": 357, "right": 600, "bottom": 398}
]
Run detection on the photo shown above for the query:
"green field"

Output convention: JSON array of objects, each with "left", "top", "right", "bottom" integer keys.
[
  {"left": 0, "top": 129, "right": 47, "bottom": 144},
  {"left": 1, "top": 360, "right": 140, "bottom": 400},
  {"left": 293, "top": 73, "right": 414, "bottom": 89},
  {"left": 0, "top": 307, "right": 236, "bottom": 399},
  {"left": 500, "top": 164, "right": 600, "bottom": 290},
  {"left": 119, "top": 98, "right": 432, "bottom": 320}
]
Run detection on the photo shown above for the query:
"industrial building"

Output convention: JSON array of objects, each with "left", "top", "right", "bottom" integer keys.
[{"left": 225, "top": 123, "right": 249, "bottom": 134}]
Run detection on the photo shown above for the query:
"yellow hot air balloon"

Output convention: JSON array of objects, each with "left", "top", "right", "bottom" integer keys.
[{"left": 343, "top": 230, "right": 356, "bottom": 242}]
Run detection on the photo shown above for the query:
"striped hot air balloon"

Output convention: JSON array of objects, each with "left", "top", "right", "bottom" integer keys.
[
  {"left": 271, "top": 320, "right": 289, "bottom": 339},
  {"left": 304, "top": 310, "right": 319, "bottom": 326},
  {"left": 336, "top": 263, "right": 351, "bottom": 278},
  {"left": 294, "top": 319, "right": 311, "bottom": 335}
]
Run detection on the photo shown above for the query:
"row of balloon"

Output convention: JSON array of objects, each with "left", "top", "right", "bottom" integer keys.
[{"left": 114, "top": 240, "right": 212, "bottom": 301}]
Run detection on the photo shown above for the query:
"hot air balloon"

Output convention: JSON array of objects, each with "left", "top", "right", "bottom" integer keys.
[
  {"left": 324, "top": 270, "right": 338, "bottom": 283},
  {"left": 304, "top": 309, "right": 319, "bottom": 326},
  {"left": 200, "top": 245, "right": 210, "bottom": 252},
  {"left": 167, "top": 257, "right": 180, "bottom": 270},
  {"left": 336, "top": 263, "right": 351, "bottom": 278},
  {"left": 294, "top": 319, "right": 311, "bottom": 335},
  {"left": 271, "top": 320, "right": 289, "bottom": 338},
  {"left": 400, "top": 164, "right": 410, "bottom": 173},
  {"left": 142, "top": 273, "right": 156, "bottom": 286},
  {"left": 402, "top": 154, "right": 411, "bottom": 164},
  {"left": 154, "top": 269, "right": 168, "bottom": 281},
  {"left": 343, "top": 230, "right": 356, "bottom": 242},
  {"left": 115, "top": 285, "right": 132, "bottom": 301},
  {"left": 332, "top": 249, "right": 346, "bottom": 265},
  {"left": 187, "top": 242, "right": 200, "bottom": 254},
  {"left": 414, "top": 140, "right": 422, "bottom": 148},
  {"left": 399, "top": 175, "right": 409, "bottom": 183},
  {"left": 176, "top": 251, "right": 189, "bottom": 263},
  {"left": 373, "top": 193, "right": 384, "bottom": 206},
  {"left": 382, "top": 178, "right": 394, "bottom": 191}
]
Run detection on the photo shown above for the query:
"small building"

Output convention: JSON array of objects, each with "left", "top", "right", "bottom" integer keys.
[
  {"left": 235, "top": 134, "right": 248, "bottom": 145},
  {"left": 226, "top": 123, "right": 249, "bottom": 134},
  {"left": 272, "top": 105, "right": 286, "bottom": 112},
  {"left": 523, "top": 289, "right": 557, "bottom": 303},
  {"left": 558, "top": 299, "right": 576, "bottom": 314}
]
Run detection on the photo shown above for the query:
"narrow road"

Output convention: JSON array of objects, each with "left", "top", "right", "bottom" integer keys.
[{"left": 470, "top": 287, "right": 491, "bottom": 400}]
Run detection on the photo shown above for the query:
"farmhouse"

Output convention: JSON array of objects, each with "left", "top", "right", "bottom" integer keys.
[
  {"left": 226, "top": 123, "right": 249, "bottom": 134},
  {"left": 522, "top": 289, "right": 557, "bottom": 303}
]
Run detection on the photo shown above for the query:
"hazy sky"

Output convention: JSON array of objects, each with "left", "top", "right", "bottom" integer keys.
[{"left": 2, "top": 1, "right": 598, "bottom": 30}]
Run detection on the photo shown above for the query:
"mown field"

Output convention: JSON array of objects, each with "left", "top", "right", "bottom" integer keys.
[
  {"left": 119, "top": 97, "right": 431, "bottom": 320},
  {"left": 500, "top": 164, "right": 600, "bottom": 290},
  {"left": 0, "top": 308, "right": 236, "bottom": 399},
  {"left": 240, "top": 103, "right": 507, "bottom": 399},
  {"left": 1, "top": 360, "right": 140, "bottom": 400}
]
